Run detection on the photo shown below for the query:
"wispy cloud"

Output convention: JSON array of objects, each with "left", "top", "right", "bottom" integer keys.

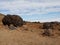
[{"left": 0, "top": 0, "right": 60, "bottom": 22}]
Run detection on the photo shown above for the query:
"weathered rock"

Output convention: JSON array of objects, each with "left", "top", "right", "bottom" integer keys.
[{"left": 2, "top": 14, "right": 23, "bottom": 28}]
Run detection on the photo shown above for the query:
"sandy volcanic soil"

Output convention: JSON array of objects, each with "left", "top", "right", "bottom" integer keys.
[
  {"left": 0, "top": 14, "right": 60, "bottom": 45},
  {"left": 0, "top": 23, "right": 60, "bottom": 45}
]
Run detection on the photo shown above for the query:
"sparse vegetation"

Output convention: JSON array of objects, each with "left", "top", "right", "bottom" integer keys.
[
  {"left": 0, "top": 13, "right": 60, "bottom": 45},
  {"left": 42, "top": 23, "right": 53, "bottom": 36}
]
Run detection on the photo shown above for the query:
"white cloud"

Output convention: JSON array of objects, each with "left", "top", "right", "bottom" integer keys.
[
  {"left": 0, "top": 0, "right": 60, "bottom": 22},
  {"left": 0, "top": 0, "right": 60, "bottom": 15},
  {"left": 28, "top": 18, "right": 60, "bottom": 22},
  {"left": 26, "top": 0, "right": 60, "bottom": 3}
]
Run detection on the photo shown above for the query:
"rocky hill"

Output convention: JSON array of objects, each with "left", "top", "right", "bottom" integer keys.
[{"left": 0, "top": 13, "right": 60, "bottom": 45}]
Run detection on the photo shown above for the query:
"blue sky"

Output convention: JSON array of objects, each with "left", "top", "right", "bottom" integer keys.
[{"left": 0, "top": 0, "right": 60, "bottom": 22}]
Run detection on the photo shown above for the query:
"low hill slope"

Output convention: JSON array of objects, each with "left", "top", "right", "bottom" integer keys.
[{"left": 0, "top": 14, "right": 60, "bottom": 45}]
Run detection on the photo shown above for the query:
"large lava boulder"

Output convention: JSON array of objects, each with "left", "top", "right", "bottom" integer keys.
[{"left": 2, "top": 14, "right": 23, "bottom": 27}]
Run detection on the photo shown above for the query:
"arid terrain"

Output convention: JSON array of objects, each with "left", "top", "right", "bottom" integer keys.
[{"left": 0, "top": 13, "right": 60, "bottom": 45}]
